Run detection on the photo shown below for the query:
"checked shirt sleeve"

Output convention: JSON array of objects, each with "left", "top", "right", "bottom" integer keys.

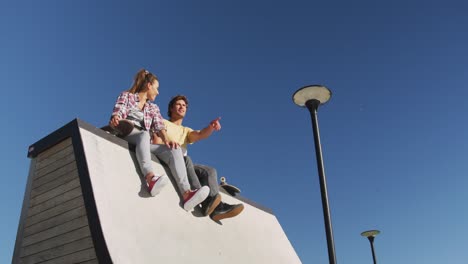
[
  {"left": 149, "top": 104, "right": 166, "bottom": 132},
  {"left": 112, "top": 92, "right": 130, "bottom": 119}
]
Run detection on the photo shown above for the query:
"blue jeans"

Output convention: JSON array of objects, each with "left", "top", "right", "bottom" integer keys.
[{"left": 124, "top": 129, "right": 190, "bottom": 193}]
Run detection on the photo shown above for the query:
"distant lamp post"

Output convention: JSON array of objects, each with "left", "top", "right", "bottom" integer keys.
[
  {"left": 292, "top": 85, "right": 336, "bottom": 264},
  {"left": 361, "top": 230, "right": 380, "bottom": 264}
]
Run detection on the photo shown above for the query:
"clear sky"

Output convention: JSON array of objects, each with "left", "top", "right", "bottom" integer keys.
[{"left": 2, "top": 0, "right": 468, "bottom": 263}]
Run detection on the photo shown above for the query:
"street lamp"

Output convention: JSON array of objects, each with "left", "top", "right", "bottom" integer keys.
[
  {"left": 292, "top": 85, "right": 336, "bottom": 264},
  {"left": 361, "top": 230, "right": 380, "bottom": 264}
]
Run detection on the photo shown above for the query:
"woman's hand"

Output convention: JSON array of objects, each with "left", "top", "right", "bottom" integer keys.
[
  {"left": 110, "top": 115, "right": 120, "bottom": 127},
  {"left": 158, "top": 129, "right": 180, "bottom": 149},
  {"left": 165, "top": 139, "right": 180, "bottom": 149}
]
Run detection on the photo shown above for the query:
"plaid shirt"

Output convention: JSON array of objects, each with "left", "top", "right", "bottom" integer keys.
[{"left": 112, "top": 92, "right": 166, "bottom": 132}]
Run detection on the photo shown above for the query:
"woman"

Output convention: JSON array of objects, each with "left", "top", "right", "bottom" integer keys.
[{"left": 110, "top": 69, "right": 209, "bottom": 211}]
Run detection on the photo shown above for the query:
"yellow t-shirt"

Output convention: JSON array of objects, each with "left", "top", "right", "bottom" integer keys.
[{"left": 163, "top": 119, "right": 194, "bottom": 154}]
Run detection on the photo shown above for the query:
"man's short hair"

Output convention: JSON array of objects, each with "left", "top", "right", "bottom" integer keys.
[{"left": 168, "top": 95, "right": 189, "bottom": 118}]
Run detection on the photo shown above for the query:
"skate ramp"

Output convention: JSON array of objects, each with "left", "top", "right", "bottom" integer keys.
[{"left": 13, "top": 119, "right": 301, "bottom": 264}]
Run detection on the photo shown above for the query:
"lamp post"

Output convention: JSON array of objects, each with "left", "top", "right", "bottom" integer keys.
[
  {"left": 292, "top": 85, "right": 336, "bottom": 264},
  {"left": 361, "top": 230, "right": 380, "bottom": 264}
]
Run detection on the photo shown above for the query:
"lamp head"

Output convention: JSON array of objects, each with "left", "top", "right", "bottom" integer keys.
[
  {"left": 292, "top": 85, "right": 332, "bottom": 108},
  {"left": 361, "top": 230, "right": 381, "bottom": 238}
]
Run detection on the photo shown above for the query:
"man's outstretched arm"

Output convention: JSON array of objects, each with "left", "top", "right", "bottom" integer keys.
[{"left": 188, "top": 117, "right": 221, "bottom": 143}]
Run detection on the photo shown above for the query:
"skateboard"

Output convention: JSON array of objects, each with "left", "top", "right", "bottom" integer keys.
[
  {"left": 219, "top": 176, "right": 241, "bottom": 196},
  {"left": 101, "top": 119, "right": 135, "bottom": 138}
]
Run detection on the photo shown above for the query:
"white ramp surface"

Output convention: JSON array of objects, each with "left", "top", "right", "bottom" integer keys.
[{"left": 80, "top": 127, "right": 301, "bottom": 264}]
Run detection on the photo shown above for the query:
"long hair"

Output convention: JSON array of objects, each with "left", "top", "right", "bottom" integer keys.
[{"left": 128, "top": 69, "right": 158, "bottom": 94}]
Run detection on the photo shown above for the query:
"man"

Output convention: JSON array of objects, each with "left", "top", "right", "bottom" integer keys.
[{"left": 154, "top": 95, "right": 243, "bottom": 221}]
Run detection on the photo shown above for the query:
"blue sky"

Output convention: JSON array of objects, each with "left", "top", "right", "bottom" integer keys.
[{"left": 2, "top": 0, "right": 468, "bottom": 263}]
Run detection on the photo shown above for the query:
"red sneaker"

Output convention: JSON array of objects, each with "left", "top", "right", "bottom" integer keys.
[
  {"left": 148, "top": 176, "right": 168, "bottom": 196},
  {"left": 183, "top": 186, "right": 210, "bottom": 211}
]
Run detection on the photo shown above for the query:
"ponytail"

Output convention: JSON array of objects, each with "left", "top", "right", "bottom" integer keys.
[{"left": 128, "top": 69, "right": 159, "bottom": 93}]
